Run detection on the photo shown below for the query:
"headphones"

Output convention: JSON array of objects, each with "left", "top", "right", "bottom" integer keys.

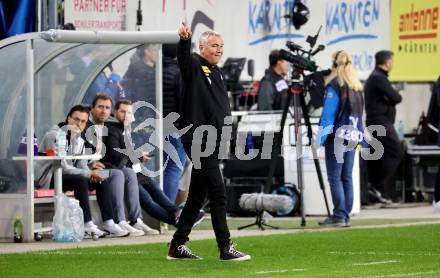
[{"left": 333, "top": 50, "right": 343, "bottom": 68}]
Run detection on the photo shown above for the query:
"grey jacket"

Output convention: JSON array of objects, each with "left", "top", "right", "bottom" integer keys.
[
  {"left": 35, "top": 125, "right": 91, "bottom": 188},
  {"left": 257, "top": 68, "right": 288, "bottom": 111}
]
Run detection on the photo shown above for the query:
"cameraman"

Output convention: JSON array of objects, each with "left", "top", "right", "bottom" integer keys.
[
  {"left": 257, "top": 50, "right": 289, "bottom": 110},
  {"left": 316, "top": 51, "right": 364, "bottom": 228}
]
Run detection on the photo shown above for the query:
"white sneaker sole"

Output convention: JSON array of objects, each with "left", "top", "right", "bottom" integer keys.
[
  {"left": 128, "top": 231, "right": 145, "bottom": 237},
  {"left": 220, "top": 255, "right": 251, "bottom": 261},
  {"left": 104, "top": 230, "right": 129, "bottom": 238},
  {"left": 84, "top": 232, "right": 106, "bottom": 238}
]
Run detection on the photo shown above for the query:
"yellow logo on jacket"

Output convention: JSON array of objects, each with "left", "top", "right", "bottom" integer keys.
[
  {"left": 201, "top": 66, "right": 211, "bottom": 74},
  {"left": 202, "top": 65, "right": 212, "bottom": 84}
]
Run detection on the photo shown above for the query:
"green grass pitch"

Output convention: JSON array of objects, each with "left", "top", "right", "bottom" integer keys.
[{"left": 1, "top": 224, "right": 439, "bottom": 277}]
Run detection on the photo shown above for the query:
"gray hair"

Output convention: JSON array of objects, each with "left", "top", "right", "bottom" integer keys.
[{"left": 199, "top": 31, "right": 221, "bottom": 46}]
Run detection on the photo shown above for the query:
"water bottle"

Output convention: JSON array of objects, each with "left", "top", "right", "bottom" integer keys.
[
  {"left": 13, "top": 216, "right": 23, "bottom": 243},
  {"left": 398, "top": 120, "right": 405, "bottom": 140},
  {"left": 56, "top": 129, "right": 67, "bottom": 156}
]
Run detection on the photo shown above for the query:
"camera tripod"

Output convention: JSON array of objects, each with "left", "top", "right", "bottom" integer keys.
[{"left": 238, "top": 68, "right": 331, "bottom": 230}]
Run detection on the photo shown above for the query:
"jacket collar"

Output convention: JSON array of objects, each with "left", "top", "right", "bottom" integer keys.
[
  {"left": 268, "top": 67, "right": 283, "bottom": 78},
  {"left": 196, "top": 53, "right": 217, "bottom": 69},
  {"left": 105, "top": 120, "right": 124, "bottom": 130},
  {"left": 375, "top": 66, "right": 389, "bottom": 77}
]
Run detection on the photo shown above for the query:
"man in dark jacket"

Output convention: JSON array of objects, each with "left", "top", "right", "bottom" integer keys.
[
  {"left": 364, "top": 50, "right": 403, "bottom": 203},
  {"left": 87, "top": 94, "right": 153, "bottom": 236},
  {"left": 167, "top": 23, "right": 250, "bottom": 261},
  {"left": 257, "top": 49, "right": 289, "bottom": 110}
]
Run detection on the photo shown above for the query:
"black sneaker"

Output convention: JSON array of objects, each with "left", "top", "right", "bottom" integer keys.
[
  {"left": 220, "top": 241, "right": 251, "bottom": 261},
  {"left": 368, "top": 188, "right": 392, "bottom": 204},
  {"left": 167, "top": 244, "right": 202, "bottom": 260}
]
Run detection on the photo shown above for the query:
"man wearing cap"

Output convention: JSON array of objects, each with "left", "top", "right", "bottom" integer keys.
[{"left": 257, "top": 50, "right": 289, "bottom": 111}]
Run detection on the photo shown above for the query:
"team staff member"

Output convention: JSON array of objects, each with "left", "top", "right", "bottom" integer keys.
[
  {"left": 166, "top": 23, "right": 251, "bottom": 261},
  {"left": 364, "top": 50, "right": 403, "bottom": 203}
]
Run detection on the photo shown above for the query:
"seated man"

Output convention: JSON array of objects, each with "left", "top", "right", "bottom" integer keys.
[
  {"left": 87, "top": 93, "right": 152, "bottom": 236},
  {"left": 35, "top": 105, "right": 128, "bottom": 238},
  {"left": 102, "top": 100, "right": 204, "bottom": 227}
]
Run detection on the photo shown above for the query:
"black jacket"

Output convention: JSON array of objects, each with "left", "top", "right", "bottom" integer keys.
[
  {"left": 162, "top": 56, "right": 182, "bottom": 117},
  {"left": 364, "top": 67, "right": 402, "bottom": 124},
  {"left": 101, "top": 121, "right": 132, "bottom": 169},
  {"left": 177, "top": 39, "right": 231, "bottom": 148},
  {"left": 101, "top": 121, "right": 152, "bottom": 184}
]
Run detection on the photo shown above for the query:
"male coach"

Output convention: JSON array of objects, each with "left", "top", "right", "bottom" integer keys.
[{"left": 166, "top": 23, "right": 251, "bottom": 261}]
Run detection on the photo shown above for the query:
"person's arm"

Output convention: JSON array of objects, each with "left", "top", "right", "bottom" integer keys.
[
  {"left": 62, "top": 137, "right": 92, "bottom": 178},
  {"left": 39, "top": 128, "right": 92, "bottom": 178},
  {"left": 316, "top": 85, "right": 340, "bottom": 145},
  {"left": 174, "top": 70, "right": 183, "bottom": 104},
  {"left": 61, "top": 159, "right": 91, "bottom": 178},
  {"left": 257, "top": 80, "right": 274, "bottom": 110},
  {"left": 177, "top": 23, "right": 193, "bottom": 82},
  {"left": 374, "top": 74, "right": 402, "bottom": 104}
]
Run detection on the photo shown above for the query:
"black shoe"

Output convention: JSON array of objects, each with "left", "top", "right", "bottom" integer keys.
[
  {"left": 368, "top": 188, "right": 392, "bottom": 205},
  {"left": 318, "top": 217, "right": 346, "bottom": 227},
  {"left": 167, "top": 244, "right": 202, "bottom": 260},
  {"left": 220, "top": 241, "right": 251, "bottom": 261}
]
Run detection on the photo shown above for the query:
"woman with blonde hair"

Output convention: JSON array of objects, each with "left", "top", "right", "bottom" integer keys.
[{"left": 316, "top": 50, "right": 364, "bottom": 228}]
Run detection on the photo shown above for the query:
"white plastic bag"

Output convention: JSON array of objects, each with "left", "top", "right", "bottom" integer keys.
[{"left": 52, "top": 195, "right": 84, "bottom": 242}]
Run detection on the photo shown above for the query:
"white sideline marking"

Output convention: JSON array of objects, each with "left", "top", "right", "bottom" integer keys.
[
  {"left": 363, "top": 270, "right": 439, "bottom": 278},
  {"left": 35, "top": 250, "right": 146, "bottom": 255},
  {"left": 352, "top": 260, "right": 399, "bottom": 266},
  {"left": 253, "top": 269, "right": 306, "bottom": 275},
  {"left": 329, "top": 251, "right": 440, "bottom": 257}
]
